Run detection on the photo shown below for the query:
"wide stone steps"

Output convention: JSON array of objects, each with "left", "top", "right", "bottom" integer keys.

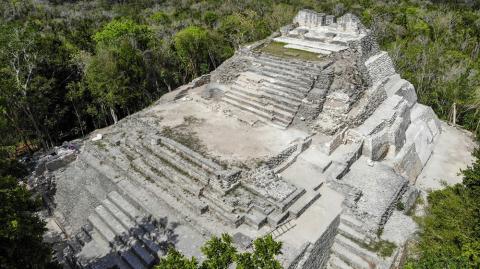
[
  {"left": 116, "top": 145, "right": 206, "bottom": 214},
  {"left": 237, "top": 75, "right": 305, "bottom": 101},
  {"left": 94, "top": 205, "right": 129, "bottom": 242},
  {"left": 338, "top": 222, "right": 367, "bottom": 243},
  {"left": 88, "top": 213, "right": 116, "bottom": 244},
  {"left": 129, "top": 157, "right": 206, "bottom": 213},
  {"left": 224, "top": 91, "right": 294, "bottom": 122},
  {"left": 340, "top": 214, "right": 364, "bottom": 232},
  {"left": 328, "top": 254, "right": 354, "bottom": 269},
  {"left": 228, "top": 86, "right": 298, "bottom": 116},
  {"left": 127, "top": 143, "right": 205, "bottom": 195},
  {"left": 251, "top": 65, "right": 307, "bottom": 83},
  {"left": 232, "top": 82, "right": 301, "bottom": 110},
  {"left": 254, "top": 54, "right": 323, "bottom": 72},
  {"left": 158, "top": 135, "right": 224, "bottom": 174},
  {"left": 335, "top": 234, "right": 380, "bottom": 264},
  {"left": 253, "top": 58, "right": 318, "bottom": 78},
  {"left": 120, "top": 142, "right": 242, "bottom": 227},
  {"left": 143, "top": 141, "right": 212, "bottom": 186},
  {"left": 331, "top": 242, "right": 372, "bottom": 269},
  {"left": 253, "top": 69, "right": 312, "bottom": 90},
  {"left": 223, "top": 94, "right": 291, "bottom": 128}
]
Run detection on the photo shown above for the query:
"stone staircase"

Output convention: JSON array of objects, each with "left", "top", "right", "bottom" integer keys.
[
  {"left": 223, "top": 53, "right": 325, "bottom": 128},
  {"left": 66, "top": 191, "right": 164, "bottom": 269},
  {"left": 327, "top": 214, "right": 381, "bottom": 269}
]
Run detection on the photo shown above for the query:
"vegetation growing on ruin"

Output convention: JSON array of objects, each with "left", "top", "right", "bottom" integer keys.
[
  {"left": 405, "top": 149, "right": 480, "bottom": 268},
  {"left": 257, "top": 41, "right": 323, "bottom": 62},
  {"left": 155, "top": 233, "right": 283, "bottom": 269}
]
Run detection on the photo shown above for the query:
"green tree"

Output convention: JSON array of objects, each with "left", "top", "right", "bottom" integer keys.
[
  {"left": 155, "top": 248, "right": 199, "bottom": 269},
  {"left": 200, "top": 234, "right": 237, "bottom": 269},
  {"left": 0, "top": 153, "right": 59, "bottom": 269},
  {"left": 235, "top": 235, "right": 283, "bottom": 269}
]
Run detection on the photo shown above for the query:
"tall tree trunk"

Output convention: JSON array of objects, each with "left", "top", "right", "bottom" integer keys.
[{"left": 110, "top": 107, "right": 118, "bottom": 124}]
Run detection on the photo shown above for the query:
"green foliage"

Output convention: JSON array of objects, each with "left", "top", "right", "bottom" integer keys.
[
  {"left": 155, "top": 234, "right": 283, "bottom": 269},
  {"left": 235, "top": 235, "right": 283, "bottom": 269},
  {"left": 155, "top": 248, "right": 199, "bottom": 269},
  {"left": 405, "top": 149, "right": 480, "bottom": 268},
  {"left": 150, "top": 11, "right": 171, "bottom": 25},
  {"left": 200, "top": 234, "right": 237, "bottom": 269},
  {"left": 93, "top": 19, "right": 152, "bottom": 48},
  {"left": 0, "top": 153, "right": 59, "bottom": 268}
]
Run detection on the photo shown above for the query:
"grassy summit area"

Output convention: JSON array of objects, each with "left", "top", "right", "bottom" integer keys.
[{"left": 257, "top": 41, "right": 323, "bottom": 61}]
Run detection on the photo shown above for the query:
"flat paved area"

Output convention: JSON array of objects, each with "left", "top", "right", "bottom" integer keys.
[
  {"left": 416, "top": 122, "right": 476, "bottom": 191},
  {"left": 149, "top": 89, "right": 308, "bottom": 164}
]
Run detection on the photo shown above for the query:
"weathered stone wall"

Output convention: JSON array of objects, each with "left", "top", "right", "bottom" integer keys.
[
  {"left": 364, "top": 51, "right": 396, "bottom": 86},
  {"left": 288, "top": 214, "right": 340, "bottom": 269}
]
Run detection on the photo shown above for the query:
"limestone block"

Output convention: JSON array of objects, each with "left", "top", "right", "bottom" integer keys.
[
  {"left": 364, "top": 52, "right": 396, "bottom": 86},
  {"left": 363, "top": 128, "right": 389, "bottom": 161},
  {"left": 410, "top": 104, "right": 442, "bottom": 136},
  {"left": 410, "top": 122, "right": 434, "bottom": 165},
  {"left": 393, "top": 143, "right": 423, "bottom": 182},
  {"left": 397, "top": 82, "right": 417, "bottom": 108}
]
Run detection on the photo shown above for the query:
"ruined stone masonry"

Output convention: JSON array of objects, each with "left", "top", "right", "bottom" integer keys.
[{"left": 35, "top": 9, "right": 472, "bottom": 269}]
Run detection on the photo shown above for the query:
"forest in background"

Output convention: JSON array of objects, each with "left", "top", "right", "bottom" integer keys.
[
  {"left": 0, "top": 0, "right": 479, "bottom": 153},
  {"left": 1, "top": 0, "right": 480, "bottom": 268}
]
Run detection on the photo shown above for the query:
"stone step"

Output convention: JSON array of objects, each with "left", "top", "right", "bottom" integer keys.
[
  {"left": 130, "top": 144, "right": 205, "bottom": 195},
  {"left": 331, "top": 242, "right": 371, "bottom": 269},
  {"left": 140, "top": 237, "right": 163, "bottom": 258},
  {"left": 121, "top": 249, "right": 148, "bottom": 269},
  {"left": 229, "top": 86, "right": 299, "bottom": 115},
  {"left": 254, "top": 57, "right": 318, "bottom": 78},
  {"left": 253, "top": 65, "right": 307, "bottom": 83},
  {"left": 128, "top": 158, "right": 207, "bottom": 213},
  {"left": 131, "top": 241, "right": 156, "bottom": 267},
  {"left": 338, "top": 222, "right": 367, "bottom": 243},
  {"left": 284, "top": 43, "right": 332, "bottom": 55},
  {"left": 111, "top": 254, "right": 133, "bottom": 269},
  {"left": 241, "top": 70, "right": 309, "bottom": 93},
  {"left": 261, "top": 80, "right": 307, "bottom": 99},
  {"left": 95, "top": 205, "right": 129, "bottom": 240},
  {"left": 244, "top": 210, "right": 268, "bottom": 229},
  {"left": 102, "top": 198, "right": 136, "bottom": 231},
  {"left": 108, "top": 191, "right": 143, "bottom": 221},
  {"left": 232, "top": 82, "right": 302, "bottom": 109},
  {"left": 254, "top": 69, "right": 312, "bottom": 90},
  {"left": 328, "top": 254, "right": 354, "bottom": 269},
  {"left": 157, "top": 135, "right": 223, "bottom": 173},
  {"left": 145, "top": 141, "right": 212, "bottom": 186},
  {"left": 88, "top": 214, "right": 116, "bottom": 244},
  {"left": 335, "top": 234, "right": 380, "bottom": 264},
  {"left": 340, "top": 214, "right": 363, "bottom": 232},
  {"left": 237, "top": 75, "right": 305, "bottom": 101},
  {"left": 288, "top": 191, "right": 321, "bottom": 218},
  {"left": 224, "top": 91, "right": 294, "bottom": 122},
  {"left": 223, "top": 95, "right": 291, "bottom": 128}
]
